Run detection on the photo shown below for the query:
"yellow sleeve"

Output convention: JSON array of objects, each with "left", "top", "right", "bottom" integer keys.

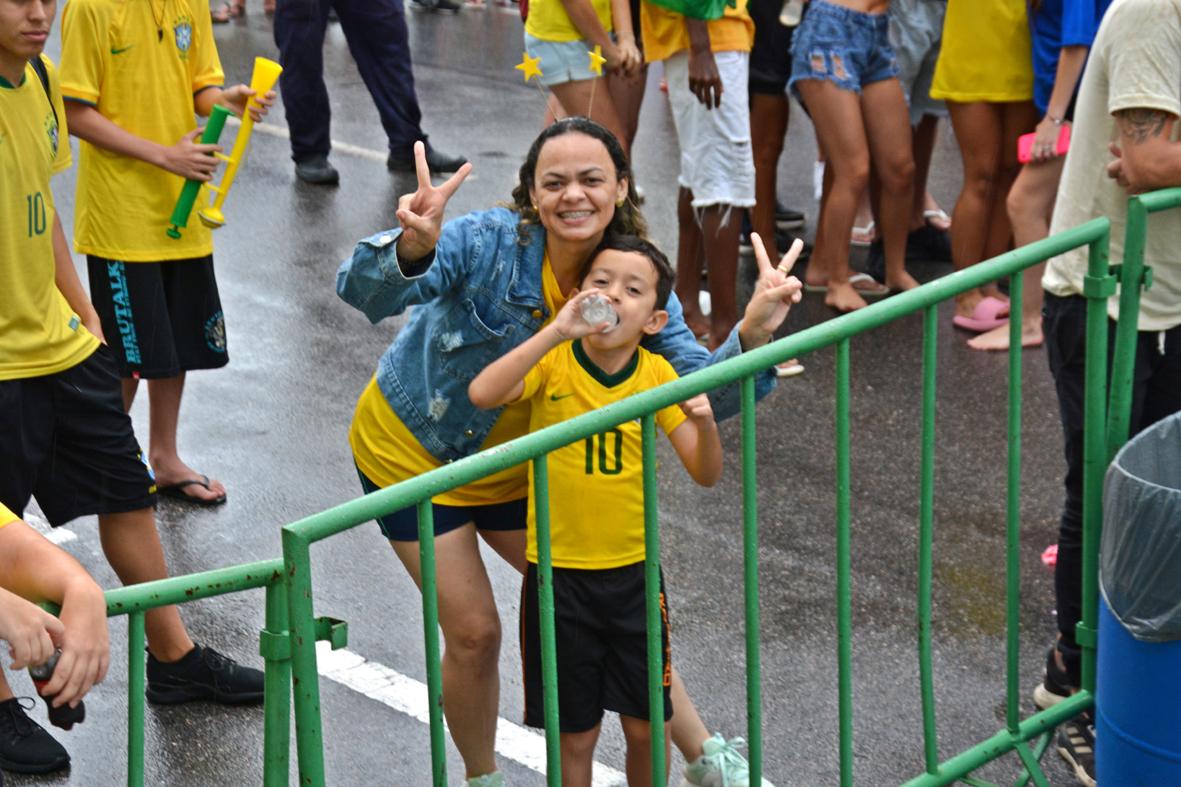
[
  {"left": 0, "top": 502, "right": 16, "bottom": 528},
  {"left": 652, "top": 355, "right": 687, "bottom": 437},
  {"left": 58, "top": 0, "right": 107, "bottom": 106},
  {"left": 189, "top": 4, "right": 225, "bottom": 94},
  {"left": 42, "top": 57, "right": 74, "bottom": 175}
]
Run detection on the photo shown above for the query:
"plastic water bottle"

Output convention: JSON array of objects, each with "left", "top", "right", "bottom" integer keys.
[
  {"left": 779, "top": 0, "right": 803, "bottom": 27},
  {"left": 29, "top": 651, "right": 86, "bottom": 730},
  {"left": 579, "top": 293, "right": 619, "bottom": 332}
]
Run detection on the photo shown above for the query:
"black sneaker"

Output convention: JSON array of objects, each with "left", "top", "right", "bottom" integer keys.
[
  {"left": 775, "top": 201, "right": 806, "bottom": 231},
  {"left": 294, "top": 155, "right": 340, "bottom": 186},
  {"left": 0, "top": 698, "right": 69, "bottom": 774},
  {"left": 387, "top": 141, "right": 468, "bottom": 175},
  {"left": 1034, "top": 645, "right": 1077, "bottom": 710},
  {"left": 146, "top": 645, "right": 264, "bottom": 705},
  {"left": 1056, "top": 717, "right": 1096, "bottom": 787},
  {"left": 905, "top": 223, "right": 952, "bottom": 262}
]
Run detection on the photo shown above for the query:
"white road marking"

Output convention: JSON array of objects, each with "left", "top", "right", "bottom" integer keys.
[{"left": 316, "top": 642, "right": 628, "bottom": 785}]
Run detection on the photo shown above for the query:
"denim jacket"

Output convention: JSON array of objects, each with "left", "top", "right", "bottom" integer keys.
[{"left": 337, "top": 207, "right": 775, "bottom": 462}]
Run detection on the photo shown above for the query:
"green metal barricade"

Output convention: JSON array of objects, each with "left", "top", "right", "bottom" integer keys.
[{"left": 272, "top": 189, "right": 1172, "bottom": 786}]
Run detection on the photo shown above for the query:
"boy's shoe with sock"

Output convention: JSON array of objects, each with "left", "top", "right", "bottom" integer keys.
[
  {"left": 466, "top": 771, "right": 505, "bottom": 786},
  {"left": 1056, "top": 717, "right": 1096, "bottom": 787},
  {"left": 146, "top": 644, "right": 265, "bottom": 705},
  {"left": 0, "top": 698, "right": 70, "bottom": 774},
  {"left": 681, "top": 734, "right": 775, "bottom": 787},
  {"left": 1033, "top": 646, "right": 1075, "bottom": 710}
]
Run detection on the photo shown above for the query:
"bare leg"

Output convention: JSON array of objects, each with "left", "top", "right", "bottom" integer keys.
[
  {"left": 861, "top": 78, "right": 918, "bottom": 292},
  {"left": 796, "top": 79, "right": 876, "bottom": 312},
  {"left": 911, "top": 114, "right": 945, "bottom": 231},
  {"left": 550, "top": 78, "right": 628, "bottom": 158},
  {"left": 391, "top": 525, "right": 501, "bottom": 779},
  {"left": 946, "top": 101, "right": 1004, "bottom": 317},
  {"left": 145, "top": 374, "right": 226, "bottom": 501},
  {"left": 968, "top": 154, "right": 1064, "bottom": 350},
  {"left": 675, "top": 187, "right": 711, "bottom": 340},
  {"left": 620, "top": 713, "right": 672, "bottom": 787},
  {"left": 608, "top": 65, "right": 649, "bottom": 153},
  {"left": 559, "top": 725, "right": 601, "bottom": 787},
  {"left": 750, "top": 93, "right": 789, "bottom": 259},
  {"left": 98, "top": 508, "right": 195, "bottom": 661},
  {"left": 669, "top": 668, "right": 710, "bottom": 760},
  {"left": 699, "top": 204, "right": 742, "bottom": 347}
]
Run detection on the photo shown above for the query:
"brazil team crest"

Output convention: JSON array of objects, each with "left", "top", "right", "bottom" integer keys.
[
  {"left": 173, "top": 16, "right": 193, "bottom": 60},
  {"left": 44, "top": 112, "right": 59, "bottom": 158}
]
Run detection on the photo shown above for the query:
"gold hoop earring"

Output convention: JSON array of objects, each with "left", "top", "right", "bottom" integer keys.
[{"left": 616, "top": 198, "right": 626, "bottom": 208}]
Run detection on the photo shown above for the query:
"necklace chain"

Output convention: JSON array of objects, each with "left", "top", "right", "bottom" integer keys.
[{"left": 151, "top": 0, "right": 166, "bottom": 42}]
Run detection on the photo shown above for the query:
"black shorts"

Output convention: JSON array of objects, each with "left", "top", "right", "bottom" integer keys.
[
  {"left": 748, "top": 0, "right": 795, "bottom": 96},
  {"left": 356, "top": 466, "right": 527, "bottom": 541},
  {"left": 0, "top": 346, "right": 157, "bottom": 526},
  {"left": 87, "top": 255, "right": 228, "bottom": 379},
  {"left": 522, "top": 562, "right": 672, "bottom": 733}
]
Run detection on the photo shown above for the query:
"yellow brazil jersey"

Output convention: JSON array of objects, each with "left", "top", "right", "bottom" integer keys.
[
  {"left": 641, "top": 0, "right": 753, "bottom": 64},
  {"left": 60, "top": 0, "right": 224, "bottom": 261},
  {"left": 0, "top": 502, "right": 16, "bottom": 528},
  {"left": 525, "top": 0, "right": 613, "bottom": 43},
  {"left": 0, "top": 56, "right": 101, "bottom": 381},
  {"left": 350, "top": 254, "right": 572, "bottom": 506},
  {"left": 518, "top": 340, "right": 686, "bottom": 569}
]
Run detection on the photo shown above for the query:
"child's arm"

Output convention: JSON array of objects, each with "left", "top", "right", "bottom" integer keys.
[
  {"left": 667, "top": 393, "right": 722, "bottom": 486},
  {"left": 469, "top": 289, "right": 610, "bottom": 409},
  {"left": 609, "top": 0, "right": 641, "bottom": 73},
  {"left": 65, "top": 102, "right": 222, "bottom": 182},
  {"left": 50, "top": 214, "right": 103, "bottom": 342},
  {"left": 193, "top": 85, "right": 275, "bottom": 124}
]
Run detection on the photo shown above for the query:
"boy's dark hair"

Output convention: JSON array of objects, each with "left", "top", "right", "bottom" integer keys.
[
  {"left": 584, "top": 235, "right": 675, "bottom": 310},
  {"left": 510, "top": 117, "right": 647, "bottom": 243}
]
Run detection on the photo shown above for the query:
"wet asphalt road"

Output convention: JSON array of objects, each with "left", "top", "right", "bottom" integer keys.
[{"left": 14, "top": 6, "right": 1082, "bottom": 785}]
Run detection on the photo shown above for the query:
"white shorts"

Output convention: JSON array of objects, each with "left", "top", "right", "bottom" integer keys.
[{"left": 664, "top": 50, "right": 755, "bottom": 209}]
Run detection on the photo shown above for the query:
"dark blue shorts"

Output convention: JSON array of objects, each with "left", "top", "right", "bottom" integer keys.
[
  {"left": 788, "top": 0, "right": 898, "bottom": 102},
  {"left": 356, "top": 466, "right": 526, "bottom": 541}
]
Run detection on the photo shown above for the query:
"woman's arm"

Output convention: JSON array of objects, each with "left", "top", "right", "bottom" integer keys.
[{"left": 1031, "top": 46, "right": 1089, "bottom": 162}]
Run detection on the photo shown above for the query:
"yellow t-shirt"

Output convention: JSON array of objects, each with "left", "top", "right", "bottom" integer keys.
[
  {"left": 0, "top": 502, "right": 16, "bottom": 528},
  {"left": 518, "top": 340, "right": 685, "bottom": 569},
  {"left": 350, "top": 255, "right": 571, "bottom": 506},
  {"left": 0, "top": 57, "right": 101, "bottom": 381},
  {"left": 930, "top": 0, "right": 1033, "bottom": 103},
  {"left": 525, "top": 0, "right": 614, "bottom": 42},
  {"left": 60, "top": 0, "right": 225, "bottom": 261},
  {"left": 641, "top": 0, "right": 753, "bottom": 64}
]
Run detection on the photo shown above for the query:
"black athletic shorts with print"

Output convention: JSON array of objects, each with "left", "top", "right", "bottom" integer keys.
[
  {"left": 522, "top": 562, "right": 672, "bottom": 733},
  {"left": 87, "top": 255, "right": 228, "bottom": 379},
  {"left": 749, "top": 0, "right": 795, "bottom": 96},
  {"left": 0, "top": 345, "right": 157, "bottom": 527}
]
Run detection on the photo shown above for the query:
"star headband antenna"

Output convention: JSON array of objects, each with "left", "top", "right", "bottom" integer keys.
[{"left": 516, "top": 45, "right": 610, "bottom": 120}]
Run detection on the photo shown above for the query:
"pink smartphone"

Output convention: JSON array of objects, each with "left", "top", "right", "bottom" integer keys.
[{"left": 1018, "top": 124, "right": 1072, "bottom": 164}]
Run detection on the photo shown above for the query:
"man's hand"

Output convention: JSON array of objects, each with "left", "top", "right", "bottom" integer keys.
[
  {"left": 159, "top": 128, "right": 221, "bottom": 181},
  {"left": 219, "top": 84, "right": 275, "bottom": 123},
  {"left": 1106, "top": 141, "right": 1132, "bottom": 191},
  {"left": 0, "top": 588, "right": 61, "bottom": 671},
  {"left": 687, "top": 19, "right": 721, "bottom": 109},
  {"left": 678, "top": 393, "right": 715, "bottom": 425},
  {"left": 738, "top": 233, "right": 805, "bottom": 349},
  {"left": 39, "top": 580, "right": 109, "bottom": 708},
  {"left": 395, "top": 141, "right": 473, "bottom": 262}
]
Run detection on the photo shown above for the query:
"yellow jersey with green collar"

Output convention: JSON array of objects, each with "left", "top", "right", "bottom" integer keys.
[
  {"left": 0, "top": 56, "right": 100, "bottom": 381},
  {"left": 517, "top": 339, "right": 686, "bottom": 569},
  {"left": 0, "top": 502, "right": 16, "bottom": 528},
  {"left": 60, "top": 0, "right": 224, "bottom": 261}
]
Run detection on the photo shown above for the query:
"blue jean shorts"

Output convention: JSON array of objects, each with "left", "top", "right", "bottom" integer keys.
[
  {"left": 524, "top": 33, "right": 602, "bottom": 87},
  {"left": 788, "top": 0, "right": 898, "bottom": 102}
]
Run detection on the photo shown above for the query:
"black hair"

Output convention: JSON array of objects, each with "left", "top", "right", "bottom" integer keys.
[
  {"left": 509, "top": 117, "right": 647, "bottom": 242},
  {"left": 583, "top": 235, "right": 675, "bottom": 310}
]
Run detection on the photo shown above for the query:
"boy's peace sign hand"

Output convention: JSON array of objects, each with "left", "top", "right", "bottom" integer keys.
[
  {"left": 737, "top": 233, "right": 805, "bottom": 349},
  {"left": 394, "top": 141, "right": 473, "bottom": 262}
]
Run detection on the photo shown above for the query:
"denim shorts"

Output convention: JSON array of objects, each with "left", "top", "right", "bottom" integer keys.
[
  {"left": 524, "top": 33, "right": 602, "bottom": 87},
  {"left": 788, "top": 0, "right": 898, "bottom": 102}
]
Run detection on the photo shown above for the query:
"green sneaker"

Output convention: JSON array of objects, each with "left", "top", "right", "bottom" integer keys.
[
  {"left": 680, "top": 734, "right": 775, "bottom": 787},
  {"left": 466, "top": 772, "right": 505, "bottom": 787}
]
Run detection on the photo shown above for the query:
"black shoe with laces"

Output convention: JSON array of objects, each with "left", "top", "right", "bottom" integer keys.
[
  {"left": 146, "top": 645, "right": 265, "bottom": 705},
  {"left": 387, "top": 140, "right": 468, "bottom": 175},
  {"left": 294, "top": 155, "right": 340, "bottom": 186},
  {"left": 0, "top": 698, "right": 69, "bottom": 774},
  {"left": 1056, "top": 716, "right": 1096, "bottom": 787}
]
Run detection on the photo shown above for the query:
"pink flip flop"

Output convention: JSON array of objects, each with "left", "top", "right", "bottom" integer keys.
[{"left": 953, "top": 296, "right": 1010, "bottom": 332}]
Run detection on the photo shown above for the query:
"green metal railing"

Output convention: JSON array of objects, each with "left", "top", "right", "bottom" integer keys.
[{"left": 74, "top": 189, "right": 1178, "bottom": 786}]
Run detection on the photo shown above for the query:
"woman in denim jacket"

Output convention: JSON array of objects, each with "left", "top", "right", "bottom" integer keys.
[{"left": 337, "top": 118, "right": 803, "bottom": 786}]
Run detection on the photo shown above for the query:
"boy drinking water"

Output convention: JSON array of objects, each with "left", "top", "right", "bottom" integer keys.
[{"left": 469, "top": 236, "right": 723, "bottom": 786}]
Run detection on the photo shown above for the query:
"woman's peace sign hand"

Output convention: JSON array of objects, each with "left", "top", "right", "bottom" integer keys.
[
  {"left": 394, "top": 141, "right": 473, "bottom": 262},
  {"left": 737, "top": 233, "right": 805, "bottom": 349}
]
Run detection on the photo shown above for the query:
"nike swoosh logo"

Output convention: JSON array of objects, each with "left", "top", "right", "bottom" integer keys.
[
  {"left": 550, "top": 393, "right": 574, "bottom": 401},
  {"left": 110, "top": 45, "right": 134, "bottom": 55}
]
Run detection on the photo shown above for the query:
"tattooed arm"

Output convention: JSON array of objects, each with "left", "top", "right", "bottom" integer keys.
[{"left": 1107, "top": 107, "right": 1181, "bottom": 193}]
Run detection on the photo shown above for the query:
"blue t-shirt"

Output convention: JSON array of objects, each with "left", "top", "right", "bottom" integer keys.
[{"left": 1029, "top": 0, "right": 1112, "bottom": 114}]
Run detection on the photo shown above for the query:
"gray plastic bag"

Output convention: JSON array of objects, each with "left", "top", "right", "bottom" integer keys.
[{"left": 1101, "top": 412, "right": 1181, "bottom": 642}]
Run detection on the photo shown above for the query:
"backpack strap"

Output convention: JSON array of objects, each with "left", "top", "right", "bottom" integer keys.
[{"left": 28, "top": 55, "right": 59, "bottom": 135}]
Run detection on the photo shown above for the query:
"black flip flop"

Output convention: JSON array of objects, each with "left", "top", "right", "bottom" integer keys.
[{"left": 157, "top": 474, "right": 227, "bottom": 506}]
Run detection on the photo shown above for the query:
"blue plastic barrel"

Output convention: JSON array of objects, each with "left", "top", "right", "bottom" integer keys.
[{"left": 1095, "top": 597, "right": 1181, "bottom": 783}]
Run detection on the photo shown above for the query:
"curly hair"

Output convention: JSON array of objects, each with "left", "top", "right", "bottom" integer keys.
[{"left": 508, "top": 117, "right": 647, "bottom": 243}]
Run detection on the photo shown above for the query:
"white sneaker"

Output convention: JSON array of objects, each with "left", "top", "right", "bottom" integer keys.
[
  {"left": 680, "top": 734, "right": 775, "bottom": 787},
  {"left": 466, "top": 772, "right": 505, "bottom": 787}
]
